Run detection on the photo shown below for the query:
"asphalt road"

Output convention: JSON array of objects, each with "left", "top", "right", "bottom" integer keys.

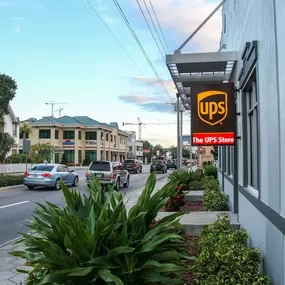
[{"left": 0, "top": 165, "right": 167, "bottom": 245}]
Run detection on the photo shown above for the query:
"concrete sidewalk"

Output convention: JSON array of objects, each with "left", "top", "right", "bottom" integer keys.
[{"left": 0, "top": 175, "right": 169, "bottom": 285}]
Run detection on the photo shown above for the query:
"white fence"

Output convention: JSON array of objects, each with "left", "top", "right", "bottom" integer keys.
[{"left": 0, "top": 163, "right": 36, "bottom": 174}]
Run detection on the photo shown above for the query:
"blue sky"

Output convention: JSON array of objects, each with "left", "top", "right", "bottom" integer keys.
[{"left": 0, "top": 0, "right": 221, "bottom": 147}]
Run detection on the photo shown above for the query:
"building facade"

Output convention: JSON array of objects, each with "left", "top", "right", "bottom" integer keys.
[
  {"left": 21, "top": 116, "right": 128, "bottom": 165},
  {"left": 217, "top": 1, "right": 285, "bottom": 284},
  {"left": 126, "top": 131, "right": 143, "bottom": 162},
  {"left": 3, "top": 105, "right": 19, "bottom": 156}
]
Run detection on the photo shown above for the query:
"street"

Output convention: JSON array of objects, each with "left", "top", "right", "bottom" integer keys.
[{"left": 0, "top": 165, "right": 168, "bottom": 245}]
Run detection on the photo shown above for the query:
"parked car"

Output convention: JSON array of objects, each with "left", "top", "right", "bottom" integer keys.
[
  {"left": 123, "top": 159, "right": 142, "bottom": 174},
  {"left": 24, "top": 163, "right": 79, "bottom": 190},
  {"left": 86, "top": 160, "right": 130, "bottom": 190},
  {"left": 150, "top": 160, "right": 167, "bottom": 174},
  {"left": 167, "top": 159, "right": 177, "bottom": 169},
  {"left": 182, "top": 158, "right": 189, "bottom": 166}
]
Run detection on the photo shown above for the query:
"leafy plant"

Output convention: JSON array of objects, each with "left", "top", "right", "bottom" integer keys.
[
  {"left": 164, "top": 186, "right": 187, "bottom": 211},
  {"left": 204, "top": 165, "right": 217, "bottom": 178},
  {"left": 188, "top": 181, "right": 204, "bottom": 190},
  {"left": 0, "top": 133, "right": 14, "bottom": 163},
  {"left": 194, "top": 215, "right": 270, "bottom": 285},
  {"left": 168, "top": 170, "right": 195, "bottom": 189},
  {"left": 10, "top": 173, "right": 194, "bottom": 285},
  {"left": 202, "top": 177, "right": 228, "bottom": 211},
  {"left": 0, "top": 174, "right": 23, "bottom": 187}
]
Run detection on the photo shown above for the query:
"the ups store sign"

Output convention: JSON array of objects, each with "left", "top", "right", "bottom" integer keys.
[{"left": 191, "top": 83, "right": 236, "bottom": 146}]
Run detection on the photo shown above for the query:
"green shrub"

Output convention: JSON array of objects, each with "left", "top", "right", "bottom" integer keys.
[
  {"left": 188, "top": 181, "right": 204, "bottom": 190},
  {"left": 194, "top": 215, "right": 270, "bottom": 285},
  {"left": 204, "top": 165, "right": 217, "bottom": 178},
  {"left": 0, "top": 174, "right": 23, "bottom": 187},
  {"left": 10, "top": 173, "right": 194, "bottom": 285}
]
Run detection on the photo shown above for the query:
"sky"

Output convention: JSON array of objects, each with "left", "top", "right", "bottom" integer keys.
[{"left": 0, "top": 0, "right": 222, "bottom": 147}]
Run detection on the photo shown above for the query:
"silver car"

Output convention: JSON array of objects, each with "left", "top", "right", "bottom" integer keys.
[
  {"left": 24, "top": 163, "right": 79, "bottom": 190},
  {"left": 86, "top": 160, "right": 130, "bottom": 190}
]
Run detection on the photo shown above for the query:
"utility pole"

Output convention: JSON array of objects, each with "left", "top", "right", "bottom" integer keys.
[
  {"left": 45, "top": 101, "right": 67, "bottom": 117},
  {"left": 55, "top": 107, "right": 64, "bottom": 117}
]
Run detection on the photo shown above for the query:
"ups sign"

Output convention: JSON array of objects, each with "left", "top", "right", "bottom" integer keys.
[{"left": 191, "top": 83, "right": 236, "bottom": 145}]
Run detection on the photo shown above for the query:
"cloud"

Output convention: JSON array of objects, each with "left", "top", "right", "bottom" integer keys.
[
  {"left": 15, "top": 26, "right": 21, "bottom": 33},
  {"left": 130, "top": 0, "right": 222, "bottom": 52},
  {"left": 103, "top": 16, "right": 114, "bottom": 24},
  {"left": 117, "top": 95, "right": 149, "bottom": 104},
  {"left": 117, "top": 94, "right": 172, "bottom": 113},
  {"left": 130, "top": 76, "right": 176, "bottom": 96}
]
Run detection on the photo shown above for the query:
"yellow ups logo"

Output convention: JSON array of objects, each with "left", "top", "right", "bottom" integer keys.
[{"left": 197, "top": 90, "right": 227, "bottom": 126}]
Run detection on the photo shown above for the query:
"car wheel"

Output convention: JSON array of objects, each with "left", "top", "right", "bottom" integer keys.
[
  {"left": 140, "top": 167, "right": 142, "bottom": 173},
  {"left": 115, "top": 179, "right": 120, "bottom": 190},
  {"left": 135, "top": 169, "right": 138, "bottom": 174},
  {"left": 54, "top": 179, "right": 61, "bottom": 190},
  {"left": 123, "top": 176, "right": 129, "bottom": 188},
  {"left": 72, "top": 176, "right": 78, "bottom": 187},
  {"left": 27, "top": 186, "right": 34, "bottom": 190},
  {"left": 87, "top": 184, "right": 90, "bottom": 189}
]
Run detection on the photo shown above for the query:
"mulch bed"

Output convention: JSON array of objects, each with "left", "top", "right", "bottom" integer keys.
[
  {"left": 181, "top": 236, "right": 200, "bottom": 284},
  {"left": 160, "top": 201, "right": 204, "bottom": 212},
  {"left": 180, "top": 201, "right": 204, "bottom": 212}
]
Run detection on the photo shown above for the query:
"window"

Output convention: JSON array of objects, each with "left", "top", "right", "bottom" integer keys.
[
  {"left": 57, "top": 165, "right": 65, "bottom": 172},
  {"left": 64, "top": 150, "right": 75, "bottom": 163},
  {"left": 223, "top": 14, "right": 226, "bottom": 33},
  {"left": 39, "top": 129, "right": 51, "bottom": 139},
  {"left": 85, "top": 131, "right": 97, "bottom": 140},
  {"left": 111, "top": 135, "right": 113, "bottom": 142},
  {"left": 55, "top": 130, "right": 59, "bottom": 139},
  {"left": 32, "top": 165, "right": 54, "bottom": 171},
  {"left": 78, "top": 131, "right": 81, "bottom": 140},
  {"left": 85, "top": 150, "right": 97, "bottom": 161},
  {"left": 114, "top": 135, "right": 117, "bottom": 144},
  {"left": 129, "top": 146, "right": 132, "bottom": 151},
  {"left": 101, "top": 132, "right": 104, "bottom": 140},
  {"left": 78, "top": 150, "right": 82, "bottom": 164},
  {"left": 63, "top": 131, "right": 75, "bottom": 140},
  {"left": 246, "top": 80, "right": 259, "bottom": 190},
  {"left": 90, "top": 161, "right": 110, "bottom": 171},
  {"left": 106, "top": 133, "right": 109, "bottom": 141}
]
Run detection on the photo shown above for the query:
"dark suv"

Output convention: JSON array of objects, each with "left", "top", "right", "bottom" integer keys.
[
  {"left": 123, "top": 159, "right": 142, "bottom": 174},
  {"left": 150, "top": 160, "right": 167, "bottom": 174}
]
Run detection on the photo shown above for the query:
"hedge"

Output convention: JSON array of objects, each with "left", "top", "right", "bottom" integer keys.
[{"left": 0, "top": 174, "right": 24, "bottom": 187}]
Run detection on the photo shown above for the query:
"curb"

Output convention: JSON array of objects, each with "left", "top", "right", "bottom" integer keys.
[
  {"left": 0, "top": 236, "right": 22, "bottom": 249},
  {"left": 0, "top": 184, "right": 25, "bottom": 192}
]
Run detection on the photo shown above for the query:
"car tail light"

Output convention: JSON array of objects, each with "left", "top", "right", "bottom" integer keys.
[
  {"left": 24, "top": 172, "right": 29, "bottom": 177},
  {"left": 131, "top": 163, "right": 136, "bottom": 167},
  {"left": 42, "top": 173, "right": 51, "bottom": 178},
  {"left": 110, "top": 173, "right": 115, "bottom": 179},
  {"left": 85, "top": 173, "right": 89, "bottom": 177}
]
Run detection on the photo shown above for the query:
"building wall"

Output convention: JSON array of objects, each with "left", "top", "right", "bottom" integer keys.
[
  {"left": 25, "top": 124, "right": 127, "bottom": 165},
  {"left": 4, "top": 110, "right": 19, "bottom": 156},
  {"left": 218, "top": 1, "right": 285, "bottom": 283}
]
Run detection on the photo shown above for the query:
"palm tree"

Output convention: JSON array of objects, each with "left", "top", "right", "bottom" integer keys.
[
  {"left": 20, "top": 123, "right": 32, "bottom": 140},
  {"left": 0, "top": 133, "right": 14, "bottom": 163}
]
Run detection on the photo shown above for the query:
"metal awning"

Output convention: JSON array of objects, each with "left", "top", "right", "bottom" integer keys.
[{"left": 166, "top": 51, "right": 237, "bottom": 110}]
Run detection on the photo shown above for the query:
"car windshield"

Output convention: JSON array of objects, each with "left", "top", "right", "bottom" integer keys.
[
  {"left": 31, "top": 165, "right": 54, "bottom": 172},
  {"left": 89, "top": 161, "right": 110, "bottom": 171},
  {"left": 124, "top": 160, "right": 134, "bottom": 164}
]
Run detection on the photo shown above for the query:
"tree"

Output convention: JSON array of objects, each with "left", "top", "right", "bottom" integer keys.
[
  {"left": 168, "top": 146, "right": 193, "bottom": 159},
  {"left": 29, "top": 143, "right": 54, "bottom": 163},
  {"left": 142, "top": 140, "right": 153, "bottom": 163},
  {"left": 153, "top": 144, "right": 164, "bottom": 156},
  {"left": 20, "top": 123, "right": 32, "bottom": 140},
  {"left": 0, "top": 133, "right": 14, "bottom": 163},
  {"left": 0, "top": 74, "right": 17, "bottom": 133}
]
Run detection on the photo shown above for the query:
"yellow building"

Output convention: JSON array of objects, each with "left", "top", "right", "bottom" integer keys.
[{"left": 19, "top": 116, "right": 128, "bottom": 165}]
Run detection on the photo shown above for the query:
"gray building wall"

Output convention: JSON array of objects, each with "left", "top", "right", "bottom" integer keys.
[{"left": 218, "top": 1, "right": 285, "bottom": 284}]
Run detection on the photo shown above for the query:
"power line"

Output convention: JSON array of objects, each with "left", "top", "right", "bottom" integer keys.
[
  {"left": 112, "top": 0, "right": 173, "bottom": 102},
  {"left": 142, "top": 0, "right": 168, "bottom": 55},
  {"left": 136, "top": 0, "right": 165, "bottom": 61},
  {"left": 86, "top": 0, "right": 146, "bottom": 77},
  {"left": 148, "top": 0, "right": 169, "bottom": 53}
]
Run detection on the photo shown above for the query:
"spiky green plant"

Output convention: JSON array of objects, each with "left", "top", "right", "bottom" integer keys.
[{"left": 10, "top": 173, "right": 194, "bottom": 285}]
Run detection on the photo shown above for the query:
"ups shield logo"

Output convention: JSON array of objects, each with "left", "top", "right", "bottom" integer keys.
[{"left": 197, "top": 90, "right": 228, "bottom": 126}]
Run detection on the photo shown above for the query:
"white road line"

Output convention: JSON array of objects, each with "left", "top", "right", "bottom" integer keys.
[{"left": 0, "top": 201, "right": 30, "bottom": 210}]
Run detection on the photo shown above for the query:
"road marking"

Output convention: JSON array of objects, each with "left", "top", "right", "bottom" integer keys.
[{"left": 0, "top": 201, "right": 30, "bottom": 210}]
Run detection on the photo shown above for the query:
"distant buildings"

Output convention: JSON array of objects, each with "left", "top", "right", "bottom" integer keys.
[
  {"left": 125, "top": 131, "right": 143, "bottom": 162},
  {"left": 19, "top": 116, "right": 129, "bottom": 165},
  {"left": 3, "top": 105, "right": 19, "bottom": 156}
]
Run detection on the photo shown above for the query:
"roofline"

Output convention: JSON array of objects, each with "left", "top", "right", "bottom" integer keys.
[{"left": 8, "top": 105, "right": 18, "bottom": 123}]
